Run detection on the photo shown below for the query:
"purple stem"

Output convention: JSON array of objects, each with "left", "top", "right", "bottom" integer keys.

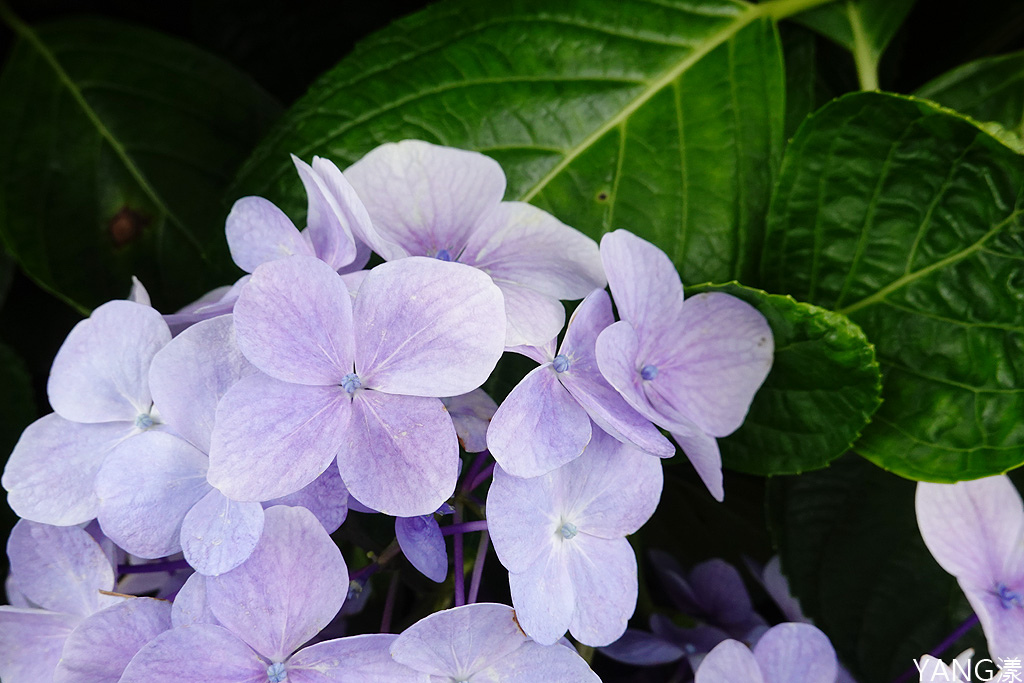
[
  {"left": 469, "top": 462, "right": 496, "bottom": 491},
  {"left": 467, "top": 531, "right": 490, "bottom": 604},
  {"left": 461, "top": 450, "right": 492, "bottom": 493},
  {"left": 891, "top": 612, "right": 980, "bottom": 683},
  {"left": 441, "top": 520, "right": 489, "bottom": 536},
  {"left": 380, "top": 572, "right": 400, "bottom": 633},
  {"left": 118, "top": 558, "right": 191, "bottom": 575},
  {"left": 454, "top": 507, "right": 465, "bottom": 607}
]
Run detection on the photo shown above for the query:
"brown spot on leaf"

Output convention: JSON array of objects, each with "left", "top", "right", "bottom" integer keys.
[
  {"left": 596, "top": 191, "right": 609, "bottom": 202},
  {"left": 109, "top": 206, "right": 150, "bottom": 247}
]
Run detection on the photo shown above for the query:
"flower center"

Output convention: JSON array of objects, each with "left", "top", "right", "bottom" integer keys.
[
  {"left": 640, "top": 364, "right": 659, "bottom": 380},
  {"left": 267, "top": 662, "right": 287, "bottom": 682},
  {"left": 134, "top": 413, "right": 154, "bottom": 429},
  {"left": 552, "top": 354, "right": 570, "bottom": 373},
  {"left": 341, "top": 373, "right": 362, "bottom": 394},
  {"left": 996, "top": 582, "right": 1024, "bottom": 609},
  {"left": 560, "top": 522, "right": 578, "bottom": 539},
  {"left": 435, "top": 248, "right": 453, "bottom": 262}
]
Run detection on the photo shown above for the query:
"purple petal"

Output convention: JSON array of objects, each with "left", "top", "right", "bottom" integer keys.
[
  {"left": 753, "top": 623, "right": 837, "bottom": 683},
  {"left": 118, "top": 624, "right": 266, "bottom": 683},
  {"left": 3, "top": 414, "right": 132, "bottom": 525},
  {"left": 688, "top": 560, "right": 765, "bottom": 637},
  {"left": 670, "top": 429, "right": 725, "bottom": 502},
  {"left": 225, "top": 196, "right": 311, "bottom": 273},
  {"left": 696, "top": 639, "right": 766, "bottom": 683},
  {"left": 292, "top": 155, "right": 360, "bottom": 270},
  {"left": 485, "top": 639, "right": 601, "bottom": 682},
  {"left": 440, "top": 389, "right": 498, "bottom": 453},
  {"left": 180, "top": 489, "right": 265, "bottom": 576},
  {"left": 487, "top": 464, "right": 560, "bottom": 573},
  {"left": 0, "top": 607, "right": 80, "bottom": 683},
  {"left": 207, "top": 506, "right": 348, "bottom": 661},
  {"left": 207, "top": 373, "right": 350, "bottom": 502},
  {"left": 600, "top": 230, "right": 684, "bottom": 344},
  {"left": 565, "top": 535, "right": 638, "bottom": 646},
  {"left": 510, "top": 546, "right": 575, "bottom": 646},
  {"left": 353, "top": 258, "right": 505, "bottom": 396},
  {"left": 53, "top": 597, "right": 172, "bottom": 683},
  {"left": 462, "top": 201, "right": 605, "bottom": 300},
  {"left": 7, "top": 521, "right": 116, "bottom": 617},
  {"left": 48, "top": 300, "right": 170, "bottom": 423},
  {"left": 969, "top": 586, "right": 1024, "bottom": 663},
  {"left": 127, "top": 276, "right": 150, "bottom": 306},
  {"left": 389, "top": 603, "right": 528, "bottom": 678},
  {"left": 307, "top": 155, "right": 376, "bottom": 271},
  {"left": 288, "top": 634, "right": 427, "bottom": 682},
  {"left": 95, "top": 431, "right": 211, "bottom": 559},
  {"left": 337, "top": 391, "right": 458, "bottom": 517},
  {"left": 759, "top": 556, "right": 807, "bottom": 624},
  {"left": 344, "top": 140, "right": 506, "bottom": 260},
  {"left": 170, "top": 573, "right": 219, "bottom": 628},
  {"left": 396, "top": 515, "right": 448, "bottom": 583},
  {"left": 500, "top": 282, "right": 567, "bottom": 349},
  {"left": 599, "top": 629, "right": 685, "bottom": 666},
  {"left": 487, "top": 365, "right": 592, "bottom": 477},
  {"left": 266, "top": 465, "right": 349, "bottom": 534},
  {"left": 234, "top": 255, "right": 354, "bottom": 385},
  {"left": 149, "top": 314, "right": 257, "bottom": 453}
]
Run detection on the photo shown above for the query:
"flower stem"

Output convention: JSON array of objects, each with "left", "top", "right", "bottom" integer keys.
[
  {"left": 441, "top": 520, "right": 489, "bottom": 536},
  {"left": 468, "top": 531, "right": 490, "bottom": 604},
  {"left": 890, "top": 612, "right": 980, "bottom": 683},
  {"left": 380, "top": 572, "right": 400, "bottom": 633},
  {"left": 470, "top": 463, "right": 496, "bottom": 491},
  {"left": 454, "top": 505, "right": 465, "bottom": 607},
  {"left": 461, "top": 450, "right": 492, "bottom": 493},
  {"left": 118, "top": 558, "right": 191, "bottom": 575}
]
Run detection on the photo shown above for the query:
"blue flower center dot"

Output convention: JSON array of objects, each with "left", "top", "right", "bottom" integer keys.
[
  {"left": 341, "top": 373, "right": 362, "bottom": 394},
  {"left": 552, "top": 354, "right": 570, "bottom": 373},
  {"left": 134, "top": 413, "right": 154, "bottom": 430},
  {"left": 267, "top": 662, "right": 287, "bottom": 683},
  {"left": 435, "top": 248, "right": 453, "bottom": 262},
  {"left": 640, "top": 364, "right": 659, "bottom": 381},
  {"left": 996, "top": 582, "right": 1024, "bottom": 609},
  {"left": 560, "top": 522, "right": 578, "bottom": 540}
]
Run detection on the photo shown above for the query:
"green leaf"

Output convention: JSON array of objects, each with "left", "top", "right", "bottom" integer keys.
[
  {"left": 916, "top": 50, "right": 1024, "bottom": 152},
  {"left": 233, "top": 0, "right": 841, "bottom": 286},
  {"left": 761, "top": 92, "right": 1024, "bottom": 481},
  {"left": 0, "top": 14, "right": 281, "bottom": 312},
  {"left": 691, "top": 282, "right": 881, "bottom": 476},
  {"left": 768, "top": 455, "right": 976, "bottom": 681},
  {"left": 0, "top": 341, "right": 35, "bottom": 458},
  {"left": 795, "top": 0, "right": 916, "bottom": 90}
]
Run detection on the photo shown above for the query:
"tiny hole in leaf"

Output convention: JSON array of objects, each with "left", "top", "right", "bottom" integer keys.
[{"left": 596, "top": 190, "right": 609, "bottom": 202}]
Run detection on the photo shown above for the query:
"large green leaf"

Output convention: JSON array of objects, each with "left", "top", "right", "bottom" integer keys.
[
  {"left": 0, "top": 14, "right": 281, "bottom": 312},
  {"left": 0, "top": 342, "right": 35, "bottom": 459},
  {"left": 768, "top": 455, "right": 976, "bottom": 682},
  {"left": 761, "top": 92, "right": 1024, "bottom": 481},
  {"left": 692, "top": 283, "right": 881, "bottom": 476},
  {"left": 233, "top": 0, "right": 840, "bottom": 286}
]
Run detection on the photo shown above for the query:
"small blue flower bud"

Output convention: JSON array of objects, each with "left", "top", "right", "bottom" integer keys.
[
  {"left": 267, "top": 662, "right": 287, "bottom": 682},
  {"left": 435, "top": 248, "right": 453, "bottom": 262},
  {"left": 341, "top": 373, "right": 362, "bottom": 394},
  {"left": 996, "top": 582, "right": 1024, "bottom": 609},
  {"left": 560, "top": 522, "right": 578, "bottom": 539},
  {"left": 640, "top": 364, "right": 659, "bottom": 380},
  {"left": 134, "top": 413, "right": 154, "bottom": 429},
  {"left": 552, "top": 354, "right": 570, "bottom": 373}
]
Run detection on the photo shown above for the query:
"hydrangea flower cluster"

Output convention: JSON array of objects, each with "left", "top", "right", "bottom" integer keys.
[{"left": 1, "top": 139, "right": 776, "bottom": 682}]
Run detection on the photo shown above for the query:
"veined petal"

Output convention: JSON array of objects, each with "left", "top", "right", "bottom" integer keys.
[
  {"left": 336, "top": 391, "right": 457, "bottom": 517},
  {"left": 565, "top": 535, "right": 638, "bottom": 647},
  {"left": 441, "top": 389, "right": 498, "bottom": 454},
  {"left": 753, "top": 623, "right": 837, "bottom": 683},
  {"left": 671, "top": 429, "right": 724, "bottom": 503},
  {"left": 311, "top": 155, "right": 377, "bottom": 270},
  {"left": 171, "top": 573, "right": 219, "bottom": 628},
  {"left": 696, "top": 639, "right": 766, "bottom": 683},
  {"left": 48, "top": 300, "right": 170, "bottom": 423},
  {"left": 118, "top": 624, "right": 266, "bottom": 683},
  {"left": 234, "top": 255, "right": 355, "bottom": 385},
  {"left": 967, "top": 586, "right": 1024, "bottom": 664},
  {"left": 289, "top": 634, "right": 428, "bottom": 682},
  {"left": 208, "top": 374, "right": 351, "bottom": 502},
  {"left": 0, "top": 607, "right": 81, "bottom": 683},
  {"left": 499, "top": 283, "right": 566, "bottom": 349},
  {"left": 600, "top": 230, "right": 684, "bottom": 343},
  {"left": 180, "top": 490, "right": 265, "bottom": 576},
  {"left": 484, "top": 640, "right": 600, "bottom": 682},
  {"left": 595, "top": 321, "right": 675, "bottom": 431},
  {"left": 396, "top": 515, "right": 448, "bottom": 583},
  {"left": 354, "top": 258, "right": 505, "bottom": 397},
  {"left": 487, "top": 465, "right": 560, "bottom": 573},
  {"left": 293, "top": 155, "right": 359, "bottom": 270},
  {"left": 265, "top": 465, "right": 349, "bottom": 534},
  {"left": 510, "top": 546, "right": 575, "bottom": 646},
  {"left": 225, "top": 196, "right": 312, "bottom": 273}
]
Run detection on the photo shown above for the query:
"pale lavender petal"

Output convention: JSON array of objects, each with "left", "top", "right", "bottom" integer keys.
[
  {"left": 396, "top": 515, "right": 448, "bottom": 583},
  {"left": 266, "top": 465, "right": 349, "bottom": 533},
  {"left": 0, "top": 607, "right": 80, "bottom": 683},
  {"left": 507, "top": 340, "right": 556, "bottom": 365},
  {"left": 484, "top": 639, "right": 601, "bottom": 682},
  {"left": 234, "top": 255, "right": 354, "bottom": 385},
  {"left": 565, "top": 535, "right": 637, "bottom": 647},
  {"left": 208, "top": 373, "right": 350, "bottom": 502},
  {"left": 339, "top": 268, "right": 369, "bottom": 295},
  {"left": 600, "top": 630, "right": 685, "bottom": 666},
  {"left": 53, "top": 597, "right": 172, "bottom": 683},
  {"left": 171, "top": 573, "right": 219, "bottom": 627},
  {"left": 163, "top": 277, "right": 248, "bottom": 336},
  {"left": 3, "top": 414, "right": 132, "bottom": 525},
  {"left": 293, "top": 155, "right": 359, "bottom": 270},
  {"left": 441, "top": 389, "right": 498, "bottom": 453},
  {"left": 510, "top": 545, "right": 575, "bottom": 646},
  {"left": 644, "top": 292, "right": 773, "bottom": 437},
  {"left": 5, "top": 574, "right": 29, "bottom": 607},
  {"left": 966, "top": 584, "right": 1024, "bottom": 663},
  {"left": 671, "top": 429, "right": 725, "bottom": 503},
  {"left": 149, "top": 314, "right": 257, "bottom": 453},
  {"left": 127, "top": 276, "right": 150, "bottom": 306},
  {"left": 343, "top": 140, "right": 506, "bottom": 260},
  {"left": 487, "top": 365, "right": 592, "bottom": 477},
  {"left": 760, "top": 557, "right": 806, "bottom": 623},
  {"left": 696, "top": 639, "right": 766, "bottom": 683},
  {"left": 289, "top": 633, "right": 428, "bottom": 682},
  {"left": 354, "top": 258, "right": 505, "bottom": 396},
  {"left": 500, "top": 283, "right": 566, "bottom": 349},
  {"left": 462, "top": 201, "right": 605, "bottom": 299},
  {"left": 753, "top": 623, "right": 837, "bottom": 683},
  {"left": 48, "top": 300, "right": 170, "bottom": 423},
  {"left": 7, "top": 520, "right": 116, "bottom": 617},
  {"left": 311, "top": 155, "right": 376, "bottom": 270},
  {"left": 95, "top": 431, "right": 211, "bottom": 559},
  {"left": 225, "top": 196, "right": 311, "bottom": 273},
  {"left": 600, "top": 230, "right": 684, "bottom": 343},
  {"left": 390, "top": 603, "right": 528, "bottom": 678},
  {"left": 180, "top": 489, "right": 265, "bottom": 576},
  {"left": 487, "top": 464, "right": 560, "bottom": 573},
  {"left": 337, "top": 391, "right": 457, "bottom": 517},
  {"left": 558, "top": 428, "right": 663, "bottom": 538},
  {"left": 207, "top": 506, "right": 348, "bottom": 661},
  {"left": 118, "top": 624, "right": 266, "bottom": 683}
]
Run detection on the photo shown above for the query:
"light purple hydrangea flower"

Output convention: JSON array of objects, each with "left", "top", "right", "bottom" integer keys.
[
  {"left": 343, "top": 139, "right": 606, "bottom": 347},
  {"left": 3, "top": 300, "right": 170, "bottom": 525},
  {"left": 389, "top": 602, "right": 600, "bottom": 681},
  {"left": 595, "top": 230, "right": 773, "bottom": 501},
  {"left": 488, "top": 288, "right": 674, "bottom": 477},
  {"left": 208, "top": 254, "right": 506, "bottom": 517},
  {"left": 487, "top": 427, "right": 663, "bottom": 646},
  {"left": 396, "top": 513, "right": 448, "bottom": 583},
  {"left": 695, "top": 622, "right": 838, "bottom": 683},
  {"left": 441, "top": 389, "right": 498, "bottom": 454},
  {"left": 917, "top": 475, "right": 1024, "bottom": 662}
]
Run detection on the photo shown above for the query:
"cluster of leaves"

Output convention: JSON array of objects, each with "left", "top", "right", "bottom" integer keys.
[{"left": 1, "top": 0, "right": 1023, "bottom": 680}]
